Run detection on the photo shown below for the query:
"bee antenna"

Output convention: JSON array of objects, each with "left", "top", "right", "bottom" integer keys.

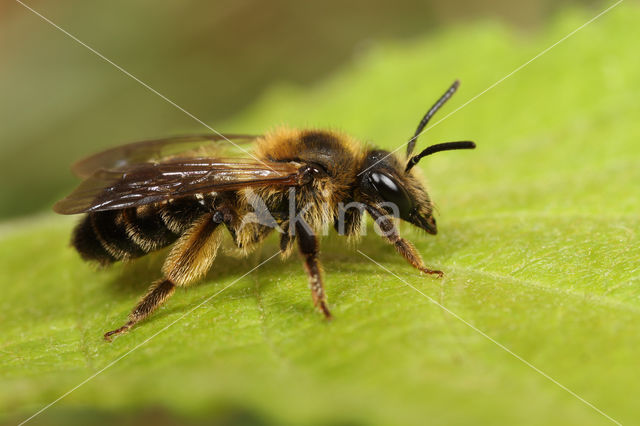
[
  {"left": 406, "top": 80, "right": 460, "bottom": 158},
  {"left": 405, "top": 141, "right": 476, "bottom": 173}
]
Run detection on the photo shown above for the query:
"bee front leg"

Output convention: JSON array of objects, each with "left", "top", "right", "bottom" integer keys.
[
  {"left": 294, "top": 220, "right": 332, "bottom": 319},
  {"left": 366, "top": 206, "right": 443, "bottom": 277}
]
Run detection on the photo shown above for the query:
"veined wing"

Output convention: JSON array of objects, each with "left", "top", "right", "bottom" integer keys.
[
  {"left": 54, "top": 158, "right": 300, "bottom": 215},
  {"left": 72, "top": 133, "right": 260, "bottom": 178}
]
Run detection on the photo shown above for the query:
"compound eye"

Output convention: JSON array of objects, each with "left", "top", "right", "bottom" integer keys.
[{"left": 367, "top": 172, "right": 413, "bottom": 217}]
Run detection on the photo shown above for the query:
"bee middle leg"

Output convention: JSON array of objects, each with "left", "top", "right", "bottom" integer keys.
[
  {"left": 104, "top": 212, "right": 223, "bottom": 341},
  {"left": 366, "top": 206, "right": 443, "bottom": 277},
  {"left": 294, "top": 220, "right": 332, "bottom": 318}
]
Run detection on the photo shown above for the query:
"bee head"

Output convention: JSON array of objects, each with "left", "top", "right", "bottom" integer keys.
[
  {"left": 360, "top": 150, "right": 439, "bottom": 234},
  {"left": 359, "top": 80, "right": 476, "bottom": 234}
]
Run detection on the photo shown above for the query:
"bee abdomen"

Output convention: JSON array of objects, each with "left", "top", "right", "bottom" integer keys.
[
  {"left": 72, "top": 214, "right": 117, "bottom": 265},
  {"left": 159, "top": 198, "right": 209, "bottom": 234},
  {"left": 72, "top": 198, "right": 211, "bottom": 265},
  {"left": 71, "top": 210, "right": 145, "bottom": 264},
  {"left": 72, "top": 207, "right": 178, "bottom": 265},
  {"left": 123, "top": 206, "right": 180, "bottom": 252}
]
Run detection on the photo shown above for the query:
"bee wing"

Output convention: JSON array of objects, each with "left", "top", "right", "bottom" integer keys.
[
  {"left": 54, "top": 158, "right": 300, "bottom": 215},
  {"left": 72, "top": 133, "right": 260, "bottom": 178}
]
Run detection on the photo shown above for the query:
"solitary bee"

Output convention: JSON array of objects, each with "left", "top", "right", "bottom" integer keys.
[{"left": 54, "top": 80, "right": 475, "bottom": 341}]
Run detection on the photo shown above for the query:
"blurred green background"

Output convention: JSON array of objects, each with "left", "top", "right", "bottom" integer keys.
[
  {"left": 2, "top": 1, "right": 639, "bottom": 426},
  {"left": 0, "top": 0, "right": 600, "bottom": 219}
]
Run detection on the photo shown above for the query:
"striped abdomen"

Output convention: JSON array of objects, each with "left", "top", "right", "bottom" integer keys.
[{"left": 72, "top": 198, "right": 209, "bottom": 265}]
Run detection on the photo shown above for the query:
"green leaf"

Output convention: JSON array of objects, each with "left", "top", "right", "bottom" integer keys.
[{"left": 2, "top": 4, "right": 639, "bottom": 425}]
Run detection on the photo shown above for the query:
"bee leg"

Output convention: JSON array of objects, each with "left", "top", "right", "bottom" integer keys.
[
  {"left": 366, "top": 206, "right": 443, "bottom": 277},
  {"left": 104, "top": 279, "right": 176, "bottom": 341},
  {"left": 105, "top": 213, "right": 222, "bottom": 341},
  {"left": 279, "top": 222, "right": 296, "bottom": 257},
  {"left": 295, "top": 220, "right": 332, "bottom": 318}
]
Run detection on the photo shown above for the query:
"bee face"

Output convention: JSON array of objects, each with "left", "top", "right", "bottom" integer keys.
[{"left": 359, "top": 150, "right": 437, "bottom": 234}]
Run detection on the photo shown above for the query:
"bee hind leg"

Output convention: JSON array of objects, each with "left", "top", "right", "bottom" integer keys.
[
  {"left": 104, "top": 213, "right": 223, "bottom": 341},
  {"left": 104, "top": 279, "right": 176, "bottom": 341}
]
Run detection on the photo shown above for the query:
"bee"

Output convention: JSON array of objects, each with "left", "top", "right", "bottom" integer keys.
[{"left": 54, "top": 80, "right": 475, "bottom": 341}]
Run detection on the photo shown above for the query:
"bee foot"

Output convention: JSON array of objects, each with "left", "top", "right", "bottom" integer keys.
[
  {"left": 317, "top": 301, "right": 333, "bottom": 320},
  {"left": 104, "top": 321, "right": 133, "bottom": 342},
  {"left": 420, "top": 268, "right": 444, "bottom": 278}
]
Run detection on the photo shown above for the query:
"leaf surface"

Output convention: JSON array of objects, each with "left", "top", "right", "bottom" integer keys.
[{"left": 2, "top": 5, "right": 639, "bottom": 425}]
